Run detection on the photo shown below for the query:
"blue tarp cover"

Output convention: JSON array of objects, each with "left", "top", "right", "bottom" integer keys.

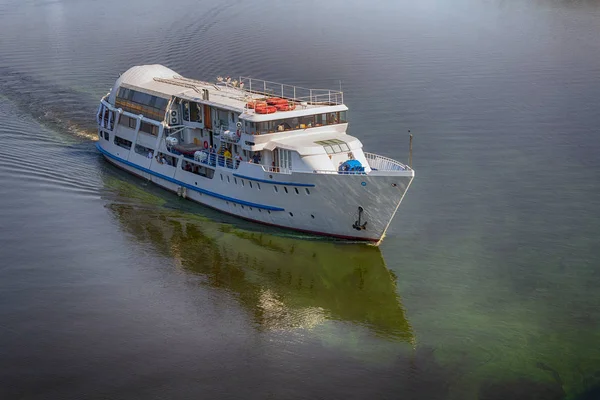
[{"left": 339, "top": 160, "right": 364, "bottom": 172}]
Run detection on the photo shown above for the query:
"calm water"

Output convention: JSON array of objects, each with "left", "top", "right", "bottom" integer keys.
[{"left": 1, "top": 0, "right": 600, "bottom": 398}]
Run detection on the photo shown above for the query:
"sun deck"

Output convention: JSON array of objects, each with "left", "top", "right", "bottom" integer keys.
[{"left": 152, "top": 75, "right": 345, "bottom": 118}]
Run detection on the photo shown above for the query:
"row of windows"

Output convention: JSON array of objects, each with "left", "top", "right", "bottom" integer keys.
[
  {"left": 119, "top": 115, "right": 159, "bottom": 136},
  {"left": 182, "top": 101, "right": 202, "bottom": 123},
  {"left": 115, "top": 88, "right": 169, "bottom": 122},
  {"left": 249, "top": 111, "right": 347, "bottom": 135},
  {"left": 135, "top": 144, "right": 154, "bottom": 157},
  {"left": 216, "top": 173, "right": 311, "bottom": 196},
  {"left": 182, "top": 160, "right": 215, "bottom": 179},
  {"left": 117, "top": 87, "right": 169, "bottom": 109},
  {"left": 98, "top": 136, "right": 315, "bottom": 218},
  {"left": 314, "top": 139, "right": 351, "bottom": 154},
  {"left": 156, "top": 152, "right": 176, "bottom": 166},
  {"left": 114, "top": 136, "right": 132, "bottom": 150},
  {"left": 274, "top": 185, "right": 310, "bottom": 195},
  {"left": 224, "top": 201, "right": 315, "bottom": 220}
]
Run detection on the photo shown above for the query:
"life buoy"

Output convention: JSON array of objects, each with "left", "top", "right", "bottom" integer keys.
[
  {"left": 267, "top": 97, "right": 288, "bottom": 106},
  {"left": 203, "top": 141, "right": 209, "bottom": 149},
  {"left": 255, "top": 105, "right": 277, "bottom": 114}
]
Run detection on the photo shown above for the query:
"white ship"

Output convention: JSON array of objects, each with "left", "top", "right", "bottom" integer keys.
[{"left": 96, "top": 65, "right": 414, "bottom": 243}]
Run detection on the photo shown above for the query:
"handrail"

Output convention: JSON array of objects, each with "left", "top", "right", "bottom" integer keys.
[
  {"left": 261, "top": 165, "right": 292, "bottom": 175},
  {"left": 364, "top": 152, "right": 411, "bottom": 171},
  {"left": 239, "top": 76, "right": 343, "bottom": 106},
  {"left": 196, "top": 150, "right": 241, "bottom": 170},
  {"left": 168, "top": 147, "right": 241, "bottom": 170}
]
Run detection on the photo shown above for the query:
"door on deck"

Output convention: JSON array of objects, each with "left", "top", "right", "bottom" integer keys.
[
  {"left": 275, "top": 148, "right": 292, "bottom": 172},
  {"left": 204, "top": 105, "right": 211, "bottom": 129}
]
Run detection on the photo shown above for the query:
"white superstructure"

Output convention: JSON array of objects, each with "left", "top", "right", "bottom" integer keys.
[{"left": 96, "top": 65, "right": 414, "bottom": 243}]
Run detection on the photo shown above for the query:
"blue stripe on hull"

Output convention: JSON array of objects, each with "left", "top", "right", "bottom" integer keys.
[
  {"left": 96, "top": 143, "right": 285, "bottom": 211},
  {"left": 232, "top": 173, "right": 315, "bottom": 187}
]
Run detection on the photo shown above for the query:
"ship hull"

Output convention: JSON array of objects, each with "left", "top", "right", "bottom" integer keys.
[{"left": 97, "top": 142, "right": 413, "bottom": 243}]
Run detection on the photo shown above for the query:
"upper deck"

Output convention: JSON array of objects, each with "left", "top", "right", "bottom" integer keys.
[{"left": 150, "top": 75, "right": 347, "bottom": 121}]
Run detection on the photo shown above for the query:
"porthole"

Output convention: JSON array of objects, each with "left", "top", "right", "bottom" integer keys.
[
  {"left": 241, "top": 180, "right": 244, "bottom": 187},
  {"left": 241, "top": 205, "right": 244, "bottom": 209},
  {"left": 311, "top": 214, "right": 315, "bottom": 219},
  {"left": 284, "top": 187, "right": 288, "bottom": 194},
  {"left": 259, "top": 209, "right": 262, "bottom": 213},
  {"left": 249, "top": 181, "right": 253, "bottom": 189},
  {"left": 220, "top": 174, "right": 223, "bottom": 181},
  {"left": 257, "top": 183, "right": 261, "bottom": 190},
  {"left": 274, "top": 186, "right": 278, "bottom": 193},
  {"left": 234, "top": 178, "right": 238, "bottom": 185},
  {"left": 249, "top": 207, "right": 253, "bottom": 211},
  {"left": 268, "top": 210, "right": 271, "bottom": 214},
  {"left": 305, "top": 188, "right": 310, "bottom": 195},
  {"left": 294, "top": 187, "right": 299, "bottom": 194},
  {"left": 289, "top": 212, "right": 294, "bottom": 217},
  {"left": 227, "top": 176, "right": 230, "bottom": 183}
]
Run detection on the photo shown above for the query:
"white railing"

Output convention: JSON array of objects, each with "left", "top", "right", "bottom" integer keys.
[
  {"left": 364, "top": 152, "right": 410, "bottom": 171},
  {"left": 261, "top": 165, "right": 292, "bottom": 175},
  {"left": 239, "top": 76, "right": 343, "bottom": 105},
  {"left": 169, "top": 148, "right": 241, "bottom": 170}
]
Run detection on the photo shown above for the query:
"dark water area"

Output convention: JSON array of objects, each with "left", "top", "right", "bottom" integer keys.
[{"left": 1, "top": 0, "right": 600, "bottom": 398}]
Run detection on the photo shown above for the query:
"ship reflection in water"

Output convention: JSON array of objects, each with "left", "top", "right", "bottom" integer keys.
[{"left": 105, "top": 177, "right": 413, "bottom": 341}]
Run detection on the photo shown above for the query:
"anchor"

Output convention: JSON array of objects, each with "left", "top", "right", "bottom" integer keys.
[{"left": 352, "top": 206, "right": 368, "bottom": 231}]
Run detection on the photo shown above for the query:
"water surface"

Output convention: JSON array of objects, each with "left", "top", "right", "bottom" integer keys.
[{"left": 1, "top": 0, "right": 600, "bottom": 398}]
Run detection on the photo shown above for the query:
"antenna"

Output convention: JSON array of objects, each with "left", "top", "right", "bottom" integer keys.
[
  {"left": 339, "top": 80, "right": 342, "bottom": 92},
  {"left": 408, "top": 130, "right": 413, "bottom": 168}
]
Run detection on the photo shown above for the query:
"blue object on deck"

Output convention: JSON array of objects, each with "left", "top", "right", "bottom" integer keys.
[{"left": 339, "top": 159, "right": 364, "bottom": 172}]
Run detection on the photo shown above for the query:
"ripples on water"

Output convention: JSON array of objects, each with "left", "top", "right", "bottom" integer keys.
[{"left": 1, "top": 0, "right": 600, "bottom": 398}]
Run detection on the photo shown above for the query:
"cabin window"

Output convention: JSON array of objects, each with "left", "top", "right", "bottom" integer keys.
[
  {"left": 104, "top": 132, "right": 109, "bottom": 141},
  {"left": 338, "top": 111, "right": 347, "bottom": 123},
  {"left": 115, "top": 87, "right": 168, "bottom": 121},
  {"left": 129, "top": 117, "right": 137, "bottom": 129},
  {"left": 140, "top": 121, "right": 158, "bottom": 136},
  {"left": 305, "top": 188, "right": 310, "bottom": 195},
  {"left": 134, "top": 144, "right": 154, "bottom": 158},
  {"left": 182, "top": 101, "right": 190, "bottom": 122},
  {"left": 156, "top": 152, "right": 177, "bottom": 167},
  {"left": 114, "top": 136, "right": 132, "bottom": 150},
  {"left": 314, "top": 114, "right": 326, "bottom": 126},
  {"left": 190, "top": 102, "right": 201, "bottom": 123},
  {"left": 217, "top": 109, "right": 228, "bottom": 127},
  {"left": 252, "top": 111, "right": 347, "bottom": 135},
  {"left": 314, "top": 139, "right": 350, "bottom": 154},
  {"left": 182, "top": 160, "right": 214, "bottom": 179}
]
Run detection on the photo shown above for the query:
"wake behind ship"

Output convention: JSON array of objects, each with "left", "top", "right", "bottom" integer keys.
[{"left": 96, "top": 65, "right": 414, "bottom": 243}]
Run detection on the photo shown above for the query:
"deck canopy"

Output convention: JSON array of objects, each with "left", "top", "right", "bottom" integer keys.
[{"left": 262, "top": 131, "right": 362, "bottom": 156}]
